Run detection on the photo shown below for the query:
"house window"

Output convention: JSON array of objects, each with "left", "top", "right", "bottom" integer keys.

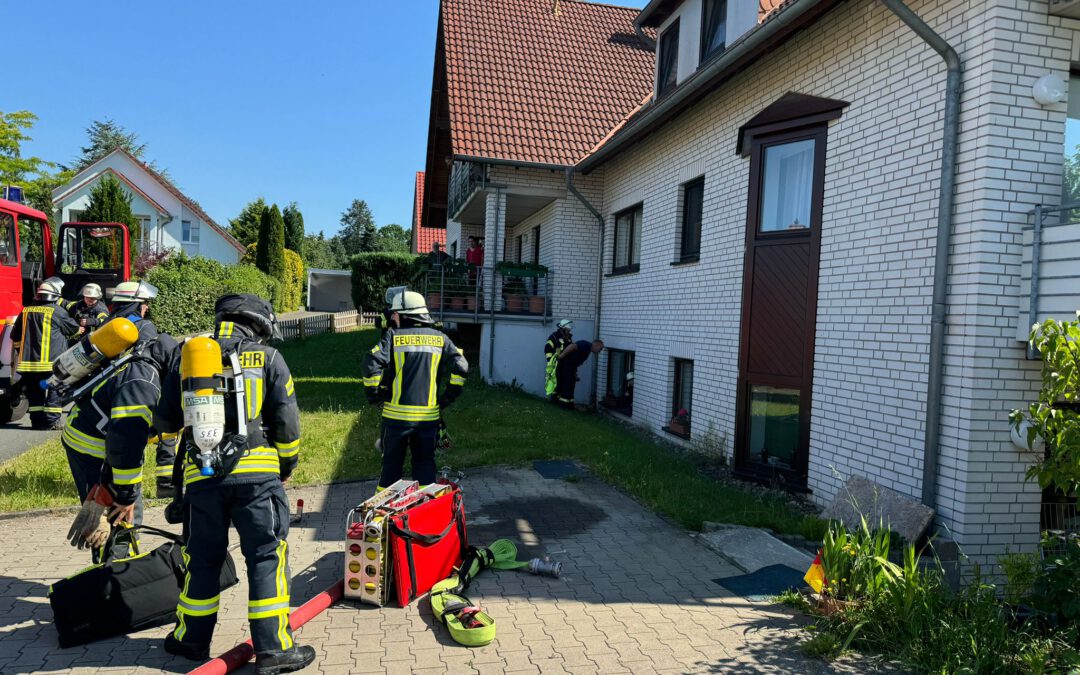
[
  {"left": 603, "top": 349, "right": 634, "bottom": 416},
  {"left": 68, "top": 209, "right": 84, "bottom": 222},
  {"left": 700, "top": 0, "right": 727, "bottom": 62},
  {"left": 136, "top": 215, "right": 152, "bottom": 252},
  {"left": 669, "top": 359, "right": 693, "bottom": 438},
  {"left": 1063, "top": 72, "right": 1080, "bottom": 206},
  {"left": 746, "top": 385, "right": 800, "bottom": 471},
  {"left": 759, "top": 139, "right": 816, "bottom": 233},
  {"left": 612, "top": 204, "right": 642, "bottom": 274},
  {"left": 679, "top": 177, "right": 704, "bottom": 261},
  {"left": 182, "top": 220, "right": 200, "bottom": 243},
  {"left": 657, "top": 19, "right": 680, "bottom": 97}
]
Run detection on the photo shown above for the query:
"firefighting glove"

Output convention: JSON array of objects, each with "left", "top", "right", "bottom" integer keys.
[
  {"left": 67, "top": 484, "right": 115, "bottom": 550},
  {"left": 436, "top": 419, "right": 453, "bottom": 452}
]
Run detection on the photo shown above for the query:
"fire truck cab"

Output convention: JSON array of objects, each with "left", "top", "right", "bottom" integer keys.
[{"left": 0, "top": 195, "right": 131, "bottom": 424}]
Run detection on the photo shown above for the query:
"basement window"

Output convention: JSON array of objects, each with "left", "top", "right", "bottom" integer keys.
[{"left": 603, "top": 349, "right": 634, "bottom": 417}]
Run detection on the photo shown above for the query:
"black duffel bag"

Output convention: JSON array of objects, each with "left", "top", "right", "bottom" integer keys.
[{"left": 48, "top": 524, "right": 240, "bottom": 648}]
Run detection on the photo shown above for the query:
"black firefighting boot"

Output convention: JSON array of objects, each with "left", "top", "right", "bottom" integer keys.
[
  {"left": 254, "top": 645, "right": 316, "bottom": 675},
  {"left": 164, "top": 633, "right": 210, "bottom": 662}
]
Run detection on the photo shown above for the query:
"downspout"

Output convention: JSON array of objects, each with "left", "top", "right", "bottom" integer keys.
[
  {"left": 567, "top": 168, "right": 604, "bottom": 406},
  {"left": 879, "top": 0, "right": 961, "bottom": 508},
  {"left": 487, "top": 185, "right": 503, "bottom": 381}
]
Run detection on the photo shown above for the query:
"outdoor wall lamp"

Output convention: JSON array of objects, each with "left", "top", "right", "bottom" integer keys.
[{"left": 1033, "top": 73, "right": 1066, "bottom": 106}]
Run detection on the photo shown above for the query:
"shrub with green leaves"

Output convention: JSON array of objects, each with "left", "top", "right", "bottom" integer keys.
[{"left": 350, "top": 252, "right": 422, "bottom": 312}]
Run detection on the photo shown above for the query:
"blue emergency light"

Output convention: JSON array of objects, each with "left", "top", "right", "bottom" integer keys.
[{"left": 2, "top": 186, "right": 24, "bottom": 203}]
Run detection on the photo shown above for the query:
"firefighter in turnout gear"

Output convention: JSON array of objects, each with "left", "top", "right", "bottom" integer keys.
[
  {"left": 63, "top": 334, "right": 180, "bottom": 559},
  {"left": 62, "top": 283, "right": 109, "bottom": 340},
  {"left": 109, "top": 280, "right": 159, "bottom": 342},
  {"left": 362, "top": 289, "right": 468, "bottom": 488},
  {"left": 544, "top": 319, "right": 573, "bottom": 400},
  {"left": 159, "top": 294, "right": 316, "bottom": 675},
  {"left": 10, "top": 280, "right": 80, "bottom": 429},
  {"left": 148, "top": 430, "right": 181, "bottom": 500}
]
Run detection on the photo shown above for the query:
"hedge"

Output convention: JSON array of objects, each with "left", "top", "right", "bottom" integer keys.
[
  {"left": 243, "top": 244, "right": 304, "bottom": 313},
  {"left": 144, "top": 253, "right": 278, "bottom": 335},
  {"left": 350, "top": 252, "right": 422, "bottom": 313}
]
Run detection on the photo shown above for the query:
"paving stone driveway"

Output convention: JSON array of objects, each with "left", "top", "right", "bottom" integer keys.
[{"left": 0, "top": 466, "right": 873, "bottom": 674}]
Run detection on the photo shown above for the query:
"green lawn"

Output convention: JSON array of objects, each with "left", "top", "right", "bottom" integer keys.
[{"left": 0, "top": 329, "right": 814, "bottom": 536}]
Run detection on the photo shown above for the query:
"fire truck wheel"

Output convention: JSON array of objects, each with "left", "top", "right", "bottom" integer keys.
[{"left": 0, "top": 393, "right": 28, "bottom": 425}]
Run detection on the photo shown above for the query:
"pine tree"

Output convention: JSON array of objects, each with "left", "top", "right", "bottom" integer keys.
[
  {"left": 83, "top": 174, "right": 139, "bottom": 237},
  {"left": 338, "top": 199, "right": 377, "bottom": 256},
  {"left": 257, "top": 203, "right": 286, "bottom": 283},
  {"left": 230, "top": 198, "right": 267, "bottom": 247},
  {"left": 283, "top": 202, "right": 305, "bottom": 253}
]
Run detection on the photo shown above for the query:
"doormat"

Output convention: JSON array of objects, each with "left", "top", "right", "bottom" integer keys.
[
  {"left": 533, "top": 460, "right": 587, "bottom": 480},
  {"left": 714, "top": 564, "right": 806, "bottom": 602}
]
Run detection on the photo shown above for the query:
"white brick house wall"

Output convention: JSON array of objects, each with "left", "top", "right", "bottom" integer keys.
[{"left": 585, "top": 0, "right": 1079, "bottom": 562}]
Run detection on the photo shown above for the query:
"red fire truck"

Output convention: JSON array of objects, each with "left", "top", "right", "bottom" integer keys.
[{"left": 0, "top": 195, "right": 131, "bottom": 423}]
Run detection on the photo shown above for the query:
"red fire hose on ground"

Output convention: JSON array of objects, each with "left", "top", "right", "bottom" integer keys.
[{"left": 188, "top": 580, "right": 344, "bottom": 675}]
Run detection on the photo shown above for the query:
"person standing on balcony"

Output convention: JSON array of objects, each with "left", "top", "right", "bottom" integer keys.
[
  {"left": 553, "top": 339, "right": 604, "bottom": 410},
  {"left": 428, "top": 242, "right": 448, "bottom": 267},
  {"left": 544, "top": 319, "right": 574, "bottom": 400},
  {"left": 465, "top": 236, "right": 484, "bottom": 292}
]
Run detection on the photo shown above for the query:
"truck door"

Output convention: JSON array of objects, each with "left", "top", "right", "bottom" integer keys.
[{"left": 55, "top": 222, "right": 131, "bottom": 302}]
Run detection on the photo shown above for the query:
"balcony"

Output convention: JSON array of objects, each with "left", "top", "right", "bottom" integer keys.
[
  {"left": 447, "top": 161, "right": 487, "bottom": 222},
  {"left": 1018, "top": 204, "right": 1080, "bottom": 349},
  {"left": 417, "top": 262, "right": 553, "bottom": 323}
]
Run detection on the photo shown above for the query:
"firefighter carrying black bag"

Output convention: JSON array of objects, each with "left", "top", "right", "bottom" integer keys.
[{"left": 156, "top": 294, "right": 316, "bottom": 675}]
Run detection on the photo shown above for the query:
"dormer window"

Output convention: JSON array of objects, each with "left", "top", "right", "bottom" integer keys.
[
  {"left": 657, "top": 19, "right": 680, "bottom": 97},
  {"left": 701, "top": 0, "right": 727, "bottom": 61}
]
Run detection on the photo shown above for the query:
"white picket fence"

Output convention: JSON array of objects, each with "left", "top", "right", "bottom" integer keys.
[{"left": 278, "top": 310, "right": 377, "bottom": 342}]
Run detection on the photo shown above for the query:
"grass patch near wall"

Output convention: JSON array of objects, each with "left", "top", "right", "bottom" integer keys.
[{"left": 0, "top": 329, "right": 812, "bottom": 536}]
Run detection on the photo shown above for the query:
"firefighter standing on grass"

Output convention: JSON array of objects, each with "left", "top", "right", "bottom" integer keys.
[
  {"left": 10, "top": 279, "right": 79, "bottom": 429},
  {"left": 157, "top": 294, "right": 316, "bottom": 675},
  {"left": 543, "top": 319, "right": 573, "bottom": 401},
  {"left": 64, "top": 334, "right": 180, "bottom": 560},
  {"left": 362, "top": 289, "right": 467, "bottom": 489}
]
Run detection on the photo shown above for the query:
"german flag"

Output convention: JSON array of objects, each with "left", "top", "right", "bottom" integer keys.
[{"left": 804, "top": 550, "right": 826, "bottom": 593}]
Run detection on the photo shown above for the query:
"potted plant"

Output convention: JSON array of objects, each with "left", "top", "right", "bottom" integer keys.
[
  {"left": 502, "top": 276, "right": 527, "bottom": 312},
  {"left": 426, "top": 273, "right": 443, "bottom": 311},
  {"left": 668, "top": 409, "right": 691, "bottom": 437},
  {"left": 495, "top": 260, "right": 549, "bottom": 278},
  {"left": 527, "top": 294, "right": 546, "bottom": 315}
]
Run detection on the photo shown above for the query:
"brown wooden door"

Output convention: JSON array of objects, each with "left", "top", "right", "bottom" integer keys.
[{"left": 734, "top": 126, "right": 826, "bottom": 488}]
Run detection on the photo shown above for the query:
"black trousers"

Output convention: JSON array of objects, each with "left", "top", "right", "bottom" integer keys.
[
  {"left": 24, "top": 373, "right": 61, "bottom": 429},
  {"left": 171, "top": 479, "right": 295, "bottom": 656},
  {"left": 554, "top": 362, "right": 578, "bottom": 406},
  {"left": 379, "top": 421, "right": 438, "bottom": 488},
  {"left": 63, "top": 444, "right": 143, "bottom": 561}
]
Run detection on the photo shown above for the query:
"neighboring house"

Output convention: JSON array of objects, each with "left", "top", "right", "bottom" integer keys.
[
  {"left": 52, "top": 149, "right": 244, "bottom": 264},
  {"left": 411, "top": 171, "right": 446, "bottom": 255},
  {"left": 423, "top": 0, "right": 1080, "bottom": 564}
]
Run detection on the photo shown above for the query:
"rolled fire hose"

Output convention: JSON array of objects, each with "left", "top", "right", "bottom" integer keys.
[{"left": 188, "top": 580, "right": 344, "bottom": 675}]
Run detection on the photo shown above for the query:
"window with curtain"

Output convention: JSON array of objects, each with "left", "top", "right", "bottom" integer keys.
[
  {"left": 680, "top": 177, "right": 704, "bottom": 261},
  {"left": 657, "top": 20, "right": 680, "bottom": 97},
  {"left": 700, "top": 0, "right": 727, "bottom": 62},
  {"left": 613, "top": 204, "right": 642, "bottom": 274},
  {"left": 759, "top": 139, "right": 815, "bottom": 233},
  {"left": 604, "top": 349, "right": 635, "bottom": 416}
]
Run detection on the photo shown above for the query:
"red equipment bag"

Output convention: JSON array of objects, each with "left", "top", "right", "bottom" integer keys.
[{"left": 389, "top": 488, "right": 467, "bottom": 607}]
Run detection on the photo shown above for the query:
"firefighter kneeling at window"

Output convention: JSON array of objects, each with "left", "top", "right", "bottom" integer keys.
[
  {"left": 10, "top": 279, "right": 79, "bottom": 429},
  {"left": 158, "top": 294, "right": 316, "bottom": 675},
  {"left": 362, "top": 289, "right": 467, "bottom": 489},
  {"left": 64, "top": 334, "right": 180, "bottom": 560}
]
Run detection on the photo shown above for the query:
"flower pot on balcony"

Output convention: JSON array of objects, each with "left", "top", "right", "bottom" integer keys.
[
  {"left": 466, "top": 296, "right": 477, "bottom": 311},
  {"left": 450, "top": 295, "right": 466, "bottom": 310},
  {"left": 427, "top": 293, "right": 442, "bottom": 309},
  {"left": 504, "top": 295, "right": 524, "bottom": 313},
  {"left": 527, "top": 295, "right": 546, "bottom": 315}
]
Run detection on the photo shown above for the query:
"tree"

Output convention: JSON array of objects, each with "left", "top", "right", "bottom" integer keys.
[
  {"left": 0, "top": 110, "right": 48, "bottom": 186},
  {"left": 256, "top": 203, "right": 286, "bottom": 283},
  {"left": 301, "top": 232, "right": 347, "bottom": 270},
  {"left": 229, "top": 198, "right": 267, "bottom": 247},
  {"left": 71, "top": 118, "right": 168, "bottom": 176},
  {"left": 338, "top": 199, "right": 377, "bottom": 256},
  {"left": 83, "top": 174, "right": 139, "bottom": 233},
  {"left": 374, "top": 223, "right": 410, "bottom": 253},
  {"left": 283, "top": 202, "right": 305, "bottom": 253}
]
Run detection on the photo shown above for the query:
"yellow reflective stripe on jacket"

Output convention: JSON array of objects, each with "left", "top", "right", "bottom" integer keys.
[
  {"left": 183, "top": 447, "right": 281, "bottom": 484},
  {"left": 111, "top": 405, "right": 152, "bottom": 425},
  {"left": 382, "top": 403, "right": 439, "bottom": 422},
  {"left": 362, "top": 375, "right": 381, "bottom": 387},
  {"left": 285, "top": 376, "right": 294, "bottom": 397},
  {"left": 274, "top": 439, "right": 300, "bottom": 458},
  {"left": 112, "top": 466, "right": 143, "bottom": 486},
  {"left": 391, "top": 351, "right": 404, "bottom": 405},
  {"left": 450, "top": 374, "right": 466, "bottom": 386},
  {"left": 62, "top": 419, "right": 107, "bottom": 459},
  {"left": 217, "top": 321, "right": 235, "bottom": 338},
  {"left": 427, "top": 352, "right": 441, "bottom": 407},
  {"left": 16, "top": 362, "right": 53, "bottom": 372}
]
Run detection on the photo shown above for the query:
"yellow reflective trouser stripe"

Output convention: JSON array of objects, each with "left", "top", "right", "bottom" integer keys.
[
  {"left": 42, "top": 406, "right": 64, "bottom": 413},
  {"left": 175, "top": 549, "right": 193, "bottom": 639},
  {"left": 450, "top": 374, "right": 466, "bottom": 386},
  {"left": 155, "top": 465, "right": 173, "bottom": 478},
  {"left": 178, "top": 591, "right": 221, "bottom": 617},
  {"left": 112, "top": 466, "right": 143, "bottom": 486},
  {"left": 112, "top": 405, "right": 152, "bottom": 424},
  {"left": 275, "top": 540, "right": 292, "bottom": 650},
  {"left": 248, "top": 594, "right": 290, "bottom": 619}
]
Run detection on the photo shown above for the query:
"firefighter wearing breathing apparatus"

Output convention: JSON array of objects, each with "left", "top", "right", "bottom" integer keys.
[
  {"left": 61, "top": 283, "right": 109, "bottom": 340},
  {"left": 156, "top": 294, "right": 316, "bottom": 675},
  {"left": 543, "top": 319, "right": 573, "bottom": 400},
  {"left": 109, "top": 280, "right": 160, "bottom": 342},
  {"left": 64, "top": 332, "right": 180, "bottom": 560},
  {"left": 362, "top": 289, "right": 468, "bottom": 489},
  {"left": 10, "top": 279, "right": 80, "bottom": 429}
]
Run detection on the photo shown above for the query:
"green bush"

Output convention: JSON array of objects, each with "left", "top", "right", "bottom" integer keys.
[
  {"left": 350, "top": 252, "right": 422, "bottom": 313},
  {"left": 145, "top": 253, "right": 277, "bottom": 335},
  {"left": 243, "top": 243, "right": 303, "bottom": 312}
]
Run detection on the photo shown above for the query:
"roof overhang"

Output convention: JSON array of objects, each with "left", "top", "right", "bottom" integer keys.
[
  {"left": 53, "top": 166, "right": 172, "bottom": 217},
  {"left": 580, "top": 0, "right": 843, "bottom": 173},
  {"left": 636, "top": 0, "right": 680, "bottom": 29}
]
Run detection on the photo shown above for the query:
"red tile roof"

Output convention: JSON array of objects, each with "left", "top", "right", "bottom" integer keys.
[
  {"left": 441, "top": 0, "right": 656, "bottom": 166},
  {"left": 412, "top": 171, "right": 445, "bottom": 253}
]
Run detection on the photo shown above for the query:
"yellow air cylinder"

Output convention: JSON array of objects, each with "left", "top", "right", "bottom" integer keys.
[
  {"left": 181, "top": 337, "right": 226, "bottom": 476},
  {"left": 48, "top": 317, "right": 140, "bottom": 388}
]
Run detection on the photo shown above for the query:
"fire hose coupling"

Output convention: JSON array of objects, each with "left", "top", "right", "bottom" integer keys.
[{"left": 527, "top": 558, "right": 562, "bottom": 578}]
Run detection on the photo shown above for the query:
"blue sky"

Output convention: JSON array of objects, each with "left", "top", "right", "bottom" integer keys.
[{"left": 10, "top": 0, "right": 645, "bottom": 237}]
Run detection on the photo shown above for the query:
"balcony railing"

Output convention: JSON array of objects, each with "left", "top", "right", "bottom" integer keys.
[
  {"left": 418, "top": 263, "right": 553, "bottom": 322},
  {"left": 1019, "top": 204, "right": 1080, "bottom": 354},
  {"left": 447, "top": 160, "right": 487, "bottom": 221}
]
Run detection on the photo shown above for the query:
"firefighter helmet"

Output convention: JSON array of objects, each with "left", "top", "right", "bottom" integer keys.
[
  {"left": 80, "top": 283, "right": 103, "bottom": 300},
  {"left": 36, "top": 278, "right": 64, "bottom": 302},
  {"left": 214, "top": 294, "right": 278, "bottom": 342},
  {"left": 384, "top": 286, "right": 408, "bottom": 310},
  {"left": 397, "top": 290, "right": 430, "bottom": 317},
  {"left": 557, "top": 319, "right": 573, "bottom": 332},
  {"left": 112, "top": 280, "right": 159, "bottom": 304}
]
